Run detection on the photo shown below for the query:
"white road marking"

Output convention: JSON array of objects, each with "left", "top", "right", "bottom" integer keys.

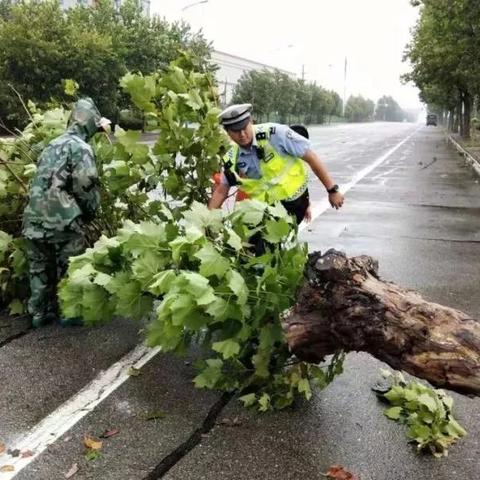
[
  {"left": 0, "top": 126, "right": 420, "bottom": 478},
  {"left": 300, "top": 126, "right": 420, "bottom": 231},
  {"left": 0, "top": 344, "right": 161, "bottom": 479},
  {"left": 372, "top": 166, "right": 400, "bottom": 181}
]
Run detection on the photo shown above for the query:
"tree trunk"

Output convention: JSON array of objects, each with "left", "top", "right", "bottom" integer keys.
[
  {"left": 453, "top": 103, "right": 460, "bottom": 133},
  {"left": 448, "top": 109, "right": 455, "bottom": 132},
  {"left": 462, "top": 92, "right": 472, "bottom": 140},
  {"left": 284, "top": 250, "right": 480, "bottom": 396},
  {"left": 458, "top": 93, "right": 465, "bottom": 135}
]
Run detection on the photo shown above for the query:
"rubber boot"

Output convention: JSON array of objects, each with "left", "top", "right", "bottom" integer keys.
[{"left": 58, "top": 317, "right": 84, "bottom": 327}]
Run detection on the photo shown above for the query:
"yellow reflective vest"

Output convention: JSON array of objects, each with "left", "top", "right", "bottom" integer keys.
[{"left": 223, "top": 123, "right": 308, "bottom": 203}]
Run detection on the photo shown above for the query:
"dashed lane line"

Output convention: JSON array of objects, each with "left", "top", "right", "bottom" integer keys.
[
  {"left": 300, "top": 125, "right": 421, "bottom": 231},
  {"left": 0, "top": 344, "right": 161, "bottom": 479}
]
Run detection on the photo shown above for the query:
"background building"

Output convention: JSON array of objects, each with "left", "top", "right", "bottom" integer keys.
[{"left": 212, "top": 50, "right": 296, "bottom": 106}]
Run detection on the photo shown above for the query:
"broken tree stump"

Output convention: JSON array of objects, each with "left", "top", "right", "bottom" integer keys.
[{"left": 284, "top": 250, "right": 480, "bottom": 396}]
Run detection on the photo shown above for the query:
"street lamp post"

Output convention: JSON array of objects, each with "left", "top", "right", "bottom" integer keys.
[
  {"left": 181, "top": 0, "right": 208, "bottom": 12},
  {"left": 342, "top": 56, "right": 347, "bottom": 117}
]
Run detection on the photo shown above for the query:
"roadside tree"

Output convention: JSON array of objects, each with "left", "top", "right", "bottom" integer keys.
[{"left": 345, "top": 95, "right": 375, "bottom": 122}]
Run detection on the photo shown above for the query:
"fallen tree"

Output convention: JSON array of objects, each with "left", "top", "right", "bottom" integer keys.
[
  {"left": 285, "top": 249, "right": 480, "bottom": 396},
  {"left": 3, "top": 61, "right": 478, "bottom": 410}
]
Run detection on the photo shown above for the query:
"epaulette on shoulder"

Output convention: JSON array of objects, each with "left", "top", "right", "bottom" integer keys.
[{"left": 255, "top": 124, "right": 276, "bottom": 141}]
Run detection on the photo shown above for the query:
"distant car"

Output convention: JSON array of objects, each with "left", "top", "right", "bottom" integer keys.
[{"left": 426, "top": 114, "right": 438, "bottom": 126}]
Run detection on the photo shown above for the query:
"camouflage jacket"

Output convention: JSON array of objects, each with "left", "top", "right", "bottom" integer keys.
[{"left": 23, "top": 98, "right": 101, "bottom": 240}]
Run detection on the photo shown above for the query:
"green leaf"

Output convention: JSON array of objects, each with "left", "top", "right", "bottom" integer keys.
[
  {"left": 179, "top": 89, "right": 204, "bottom": 110},
  {"left": 120, "top": 72, "right": 156, "bottom": 112},
  {"left": 239, "top": 393, "right": 257, "bottom": 408},
  {"left": 70, "top": 263, "right": 96, "bottom": 285},
  {"left": 93, "top": 272, "right": 112, "bottom": 287},
  {"left": 407, "top": 423, "right": 432, "bottom": 442},
  {"left": 298, "top": 378, "right": 312, "bottom": 400},
  {"left": 263, "top": 218, "right": 291, "bottom": 243},
  {"left": 444, "top": 418, "right": 467, "bottom": 438},
  {"left": 115, "top": 280, "right": 153, "bottom": 320},
  {"left": 194, "top": 244, "right": 230, "bottom": 278},
  {"left": 193, "top": 359, "right": 223, "bottom": 389},
  {"left": 169, "top": 236, "right": 191, "bottom": 263},
  {"left": 169, "top": 294, "right": 196, "bottom": 326},
  {"left": 123, "top": 222, "right": 167, "bottom": 256},
  {"left": 0, "top": 231, "right": 12, "bottom": 262},
  {"left": 177, "top": 272, "right": 211, "bottom": 298},
  {"left": 384, "top": 406, "right": 403, "bottom": 420},
  {"left": 258, "top": 393, "right": 271, "bottom": 412},
  {"left": 252, "top": 350, "right": 270, "bottom": 378},
  {"left": 384, "top": 386, "right": 405, "bottom": 404},
  {"left": 212, "top": 339, "right": 241, "bottom": 359},
  {"left": 226, "top": 228, "right": 242, "bottom": 251},
  {"left": 8, "top": 298, "right": 24, "bottom": 315},
  {"left": 183, "top": 201, "right": 223, "bottom": 232},
  {"left": 142, "top": 410, "right": 167, "bottom": 421},
  {"left": 63, "top": 79, "right": 79, "bottom": 96},
  {"left": 115, "top": 129, "right": 149, "bottom": 165},
  {"left": 226, "top": 270, "right": 248, "bottom": 305},
  {"left": 132, "top": 251, "right": 168, "bottom": 287},
  {"left": 82, "top": 285, "right": 115, "bottom": 323},
  {"left": 267, "top": 202, "right": 290, "bottom": 220},
  {"left": 232, "top": 200, "right": 266, "bottom": 226},
  {"left": 148, "top": 270, "right": 177, "bottom": 295},
  {"left": 205, "top": 297, "right": 229, "bottom": 321},
  {"left": 417, "top": 393, "right": 438, "bottom": 413},
  {"left": 259, "top": 324, "right": 283, "bottom": 350}
]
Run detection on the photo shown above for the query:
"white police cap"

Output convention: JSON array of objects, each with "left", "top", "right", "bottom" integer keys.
[{"left": 218, "top": 103, "right": 252, "bottom": 130}]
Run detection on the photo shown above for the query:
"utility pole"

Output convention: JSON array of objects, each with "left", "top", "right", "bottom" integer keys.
[
  {"left": 301, "top": 64, "right": 306, "bottom": 81},
  {"left": 342, "top": 56, "right": 347, "bottom": 117}
]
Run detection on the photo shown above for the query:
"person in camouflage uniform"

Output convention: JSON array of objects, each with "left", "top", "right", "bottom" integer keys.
[{"left": 22, "top": 97, "right": 108, "bottom": 328}]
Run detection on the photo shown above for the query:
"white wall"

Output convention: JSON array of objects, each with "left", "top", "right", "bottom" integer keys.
[{"left": 211, "top": 50, "right": 295, "bottom": 106}]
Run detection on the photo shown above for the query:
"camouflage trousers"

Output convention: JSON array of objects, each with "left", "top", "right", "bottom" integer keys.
[{"left": 25, "top": 234, "right": 85, "bottom": 324}]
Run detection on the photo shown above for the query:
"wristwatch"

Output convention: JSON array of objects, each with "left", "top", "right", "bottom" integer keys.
[{"left": 327, "top": 184, "right": 339, "bottom": 194}]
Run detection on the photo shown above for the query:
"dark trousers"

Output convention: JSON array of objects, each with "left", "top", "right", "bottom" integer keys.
[
  {"left": 281, "top": 189, "right": 310, "bottom": 225},
  {"left": 250, "top": 190, "right": 309, "bottom": 256},
  {"left": 25, "top": 235, "right": 85, "bottom": 322}
]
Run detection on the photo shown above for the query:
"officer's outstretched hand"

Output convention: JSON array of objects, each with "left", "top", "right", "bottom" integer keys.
[
  {"left": 329, "top": 192, "right": 344, "bottom": 209},
  {"left": 304, "top": 204, "right": 312, "bottom": 223}
]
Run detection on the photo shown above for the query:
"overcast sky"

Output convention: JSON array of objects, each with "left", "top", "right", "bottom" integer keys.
[{"left": 151, "top": 0, "right": 422, "bottom": 110}]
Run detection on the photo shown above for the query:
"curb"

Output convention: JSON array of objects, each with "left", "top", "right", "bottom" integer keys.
[{"left": 447, "top": 134, "right": 480, "bottom": 177}]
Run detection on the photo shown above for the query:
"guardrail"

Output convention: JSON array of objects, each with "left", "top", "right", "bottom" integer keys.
[{"left": 447, "top": 134, "right": 480, "bottom": 177}]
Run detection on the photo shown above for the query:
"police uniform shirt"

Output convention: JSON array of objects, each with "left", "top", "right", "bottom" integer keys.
[{"left": 220, "top": 124, "right": 311, "bottom": 185}]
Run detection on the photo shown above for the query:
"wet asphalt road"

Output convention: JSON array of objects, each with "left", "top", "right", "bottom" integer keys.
[{"left": 1, "top": 122, "right": 479, "bottom": 480}]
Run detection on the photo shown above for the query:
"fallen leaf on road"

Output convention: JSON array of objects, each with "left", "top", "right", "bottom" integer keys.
[
  {"left": 100, "top": 428, "right": 120, "bottom": 439},
  {"left": 0, "top": 465, "right": 15, "bottom": 472},
  {"left": 0, "top": 443, "right": 5, "bottom": 455},
  {"left": 20, "top": 450, "right": 34, "bottom": 458},
  {"left": 142, "top": 410, "right": 166, "bottom": 421},
  {"left": 127, "top": 367, "right": 141, "bottom": 377},
  {"left": 7, "top": 449, "right": 20, "bottom": 458},
  {"left": 219, "top": 417, "right": 242, "bottom": 427},
  {"left": 324, "top": 464, "right": 359, "bottom": 480},
  {"left": 83, "top": 436, "right": 102, "bottom": 450},
  {"left": 84, "top": 449, "right": 101, "bottom": 462},
  {"left": 65, "top": 462, "right": 79, "bottom": 478}
]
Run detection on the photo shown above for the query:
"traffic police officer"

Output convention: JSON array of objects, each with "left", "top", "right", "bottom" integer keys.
[{"left": 209, "top": 103, "right": 344, "bottom": 223}]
